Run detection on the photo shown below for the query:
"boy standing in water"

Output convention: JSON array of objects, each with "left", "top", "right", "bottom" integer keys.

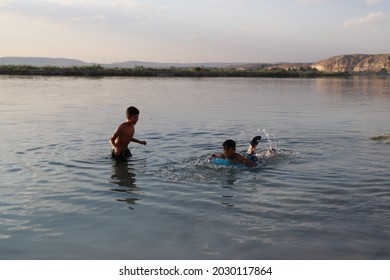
[{"left": 110, "top": 106, "right": 147, "bottom": 160}]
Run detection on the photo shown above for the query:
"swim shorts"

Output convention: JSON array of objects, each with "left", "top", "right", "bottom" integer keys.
[
  {"left": 245, "top": 154, "right": 258, "bottom": 164},
  {"left": 112, "top": 149, "right": 132, "bottom": 160}
]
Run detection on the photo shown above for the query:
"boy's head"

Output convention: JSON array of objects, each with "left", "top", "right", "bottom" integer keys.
[
  {"left": 223, "top": 139, "right": 236, "bottom": 150},
  {"left": 126, "top": 106, "right": 140, "bottom": 124},
  {"left": 126, "top": 106, "right": 140, "bottom": 118},
  {"left": 223, "top": 139, "right": 236, "bottom": 157}
]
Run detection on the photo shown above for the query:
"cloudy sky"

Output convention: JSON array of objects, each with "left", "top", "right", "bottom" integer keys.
[{"left": 1, "top": 0, "right": 389, "bottom": 63}]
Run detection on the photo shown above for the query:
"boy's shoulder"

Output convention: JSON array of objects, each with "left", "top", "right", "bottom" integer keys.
[
  {"left": 121, "top": 121, "right": 135, "bottom": 132},
  {"left": 119, "top": 121, "right": 134, "bottom": 128},
  {"left": 115, "top": 122, "right": 130, "bottom": 131},
  {"left": 233, "top": 152, "right": 245, "bottom": 159},
  {"left": 117, "top": 122, "right": 126, "bottom": 129}
]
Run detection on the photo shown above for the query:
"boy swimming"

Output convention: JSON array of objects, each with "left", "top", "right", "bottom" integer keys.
[
  {"left": 209, "top": 139, "right": 257, "bottom": 167},
  {"left": 110, "top": 106, "right": 147, "bottom": 160},
  {"left": 209, "top": 136, "right": 274, "bottom": 167}
]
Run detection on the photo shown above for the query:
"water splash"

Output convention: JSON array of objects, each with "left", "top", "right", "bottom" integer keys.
[
  {"left": 262, "top": 128, "right": 279, "bottom": 150},
  {"left": 237, "top": 128, "right": 279, "bottom": 158},
  {"left": 241, "top": 128, "right": 299, "bottom": 163}
]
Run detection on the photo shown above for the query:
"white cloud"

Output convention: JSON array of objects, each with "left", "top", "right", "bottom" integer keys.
[
  {"left": 46, "top": 0, "right": 155, "bottom": 11},
  {"left": 0, "top": 0, "right": 162, "bottom": 28},
  {"left": 2, "top": 0, "right": 157, "bottom": 15},
  {"left": 366, "top": 0, "right": 382, "bottom": 4},
  {"left": 0, "top": 0, "right": 11, "bottom": 7},
  {"left": 296, "top": 0, "right": 336, "bottom": 3},
  {"left": 226, "top": 23, "right": 279, "bottom": 34},
  {"left": 343, "top": 11, "right": 386, "bottom": 28}
]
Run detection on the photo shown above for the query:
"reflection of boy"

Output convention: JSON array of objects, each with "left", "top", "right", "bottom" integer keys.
[{"left": 110, "top": 106, "right": 147, "bottom": 160}]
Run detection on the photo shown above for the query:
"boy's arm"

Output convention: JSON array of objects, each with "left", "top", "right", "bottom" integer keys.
[
  {"left": 110, "top": 125, "right": 122, "bottom": 151},
  {"left": 132, "top": 138, "right": 147, "bottom": 145},
  {"left": 211, "top": 153, "right": 225, "bottom": 158},
  {"left": 207, "top": 153, "right": 224, "bottom": 161}
]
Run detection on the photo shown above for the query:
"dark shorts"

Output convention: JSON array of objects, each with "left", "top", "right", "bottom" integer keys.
[
  {"left": 245, "top": 154, "right": 258, "bottom": 164},
  {"left": 112, "top": 149, "right": 132, "bottom": 160}
]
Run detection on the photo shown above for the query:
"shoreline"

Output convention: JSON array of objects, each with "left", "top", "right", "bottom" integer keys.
[{"left": 0, "top": 65, "right": 350, "bottom": 78}]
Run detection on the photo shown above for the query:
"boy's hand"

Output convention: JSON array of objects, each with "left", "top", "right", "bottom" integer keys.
[
  {"left": 113, "top": 147, "right": 121, "bottom": 156},
  {"left": 139, "top": 141, "right": 147, "bottom": 145}
]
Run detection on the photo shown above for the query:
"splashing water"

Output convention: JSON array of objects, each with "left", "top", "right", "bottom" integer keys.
[
  {"left": 240, "top": 128, "right": 298, "bottom": 162},
  {"left": 238, "top": 128, "right": 280, "bottom": 157},
  {"left": 262, "top": 128, "right": 279, "bottom": 150}
]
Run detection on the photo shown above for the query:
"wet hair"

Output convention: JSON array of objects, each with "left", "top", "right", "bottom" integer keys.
[
  {"left": 223, "top": 139, "right": 236, "bottom": 150},
  {"left": 126, "top": 106, "right": 140, "bottom": 118}
]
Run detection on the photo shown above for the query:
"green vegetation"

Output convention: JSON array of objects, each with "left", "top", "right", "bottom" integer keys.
[{"left": 0, "top": 64, "right": 349, "bottom": 78}]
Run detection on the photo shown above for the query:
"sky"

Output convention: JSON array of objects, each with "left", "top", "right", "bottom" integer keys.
[{"left": 1, "top": 0, "right": 389, "bottom": 63}]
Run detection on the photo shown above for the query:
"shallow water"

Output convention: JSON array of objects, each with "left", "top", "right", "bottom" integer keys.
[{"left": 1, "top": 76, "right": 389, "bottom": 259}]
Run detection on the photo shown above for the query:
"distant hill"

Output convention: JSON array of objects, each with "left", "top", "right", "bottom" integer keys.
[
  {"left": 0, "top": 57, "right": 242, "bottom": 69},
  {"left": 231, "top": 54, "right": 390, "bottom": 74},
  {"left": 1, "top": 54, "right": 389, "bottom": 74},
  {"left": 107, "top": 61, "right": 243, "bottom": 69},
  {"left": 0, "top": 57, "right": 90, "bottom": 67},
  {"left": 312, "top": 54, "right": 390, "bottom": 73}
]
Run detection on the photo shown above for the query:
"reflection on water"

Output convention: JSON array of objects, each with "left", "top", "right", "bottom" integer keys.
[
  {"left": 111, "top": 160, "right": 137, "bottom": 188},
  {"left": 110, "top": 159, "right": 139, "bottom": 209},
  {"left": 314, "top": 76, "right": 390, "bottom": 96}
]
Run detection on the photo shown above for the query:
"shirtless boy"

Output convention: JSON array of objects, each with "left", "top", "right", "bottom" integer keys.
[
  {"left": 211, "top": 139, "right": 256, "bottom": 167},
  {"left": 110, "top": 106, "right": 147, "bottom": 160}
]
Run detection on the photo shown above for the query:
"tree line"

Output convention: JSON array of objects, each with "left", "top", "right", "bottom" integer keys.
[{"left": 0, "top": 64, "right": 349, "bottom": 78}]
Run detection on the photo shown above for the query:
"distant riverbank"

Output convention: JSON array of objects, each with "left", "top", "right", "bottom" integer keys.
[{"left": 0, "top": 64, "right": 349, "bottom": 78}]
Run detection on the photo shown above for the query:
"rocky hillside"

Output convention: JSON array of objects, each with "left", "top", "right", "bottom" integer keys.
[
  {"left": 312, "top": 54, "right": 390, "bottom": 73},
  {"left": 228, "top": 53, "right": 390, "bottom": 74}
]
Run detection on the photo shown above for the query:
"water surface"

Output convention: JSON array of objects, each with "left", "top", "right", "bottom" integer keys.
[{"left": 1, "top": 76, "right": 389, "bottom": 259}]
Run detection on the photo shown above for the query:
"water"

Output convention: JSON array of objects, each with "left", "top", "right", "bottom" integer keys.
[{"left": 1, "top": 76, "right": 389, "bottom": 259}]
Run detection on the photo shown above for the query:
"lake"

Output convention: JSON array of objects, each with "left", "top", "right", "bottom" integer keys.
[{"left": 0, "top": 76, "right": 389, "bottom": 259}]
